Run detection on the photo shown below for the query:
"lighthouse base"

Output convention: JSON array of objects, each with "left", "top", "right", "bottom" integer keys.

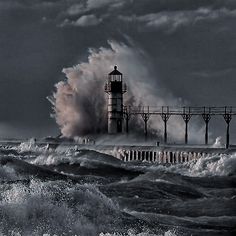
[{"left": 108, "top": 118, "right": 123, "bottom": 134}]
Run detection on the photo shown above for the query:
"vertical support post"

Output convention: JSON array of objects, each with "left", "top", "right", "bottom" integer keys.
[
  {"left": 226, "top": 122, "right": 230, "bottom": 149},
  {"left": 141, "top": 106, "right": 150, "bottom": 140},
  {"left": 223, "top": 109, "right": 232, "bottom": 149},
  {"left": 202, "top": 109, "right": 211, "bottom": 145},
  {"left": 185, "top": 121, "right": 188, "bottom": 144},
  {"left": 160, "top": 107, "right": 171, "bottom": 144},
  {"left": 182, "top": 107, "right": 192, "bottom": 145},
  {"left": 144, "top": 119, "right": 148, "bottom": 139},
  {"left": 205, "top": 121, "right": 209, "bottom": 145},
  {"left": 164, "top": 120, "right": 167, "bottom": 143}
]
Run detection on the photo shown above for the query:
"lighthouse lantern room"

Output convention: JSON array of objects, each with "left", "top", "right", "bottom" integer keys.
[{"left": 105, "top": 66, "right": 127, "bottom": 134}]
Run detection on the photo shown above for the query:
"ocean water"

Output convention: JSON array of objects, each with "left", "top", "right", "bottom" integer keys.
[{"left": 0, "top": 140, "right": 235, "bottom": 236}]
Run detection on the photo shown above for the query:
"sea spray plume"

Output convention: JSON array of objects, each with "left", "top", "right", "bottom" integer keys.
[
  {"left": 212, "top": 136, "right": 224, "bottom": 148},
  {"left": 49, "top": 60, "right": 108, "bottom": 136},
  {"left": 48, "top": 41, "right": 150, "bottom": 137},
  {"left": 49, "top": 41, "right": 204, "bottom": 142}
]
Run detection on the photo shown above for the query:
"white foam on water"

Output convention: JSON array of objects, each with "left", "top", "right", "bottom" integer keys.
[
  {"left": 7, "top": 139, "right": 236, "bottom": 178},
  {"left": 212, "top": 136, "right": 224, "bottom": 148},
  {"left": 30, "top": 153, "right": 77, "bottom": 166},
  {"left": 16, "top": 141, "right": 236, "bottom": 178},
  {"left": 99, "top": 229, "right": 177, "bottom": 236},
  {"left": 0, "top": 165, "right": 20, "bottom": 181},
  {"left": 178, "top": 153, "right": 236, "bottom": 177},
  {"left": 1, "top": 230, "right": 178, "bottom": 236},
  {"left": 0, "top": 180, "right": 120, "bottom": 236},
  {"left": 28, "top": 147, "right": 122, "bottom": 171},
  {"left": 154, "top": 179, "right": 173, "bottom": 184},
  {"left": 17, "top": 138, "right": 48, "bottom": 153},
  {"left": 145, "top": 153, "right": 236, "bottom": 177}
]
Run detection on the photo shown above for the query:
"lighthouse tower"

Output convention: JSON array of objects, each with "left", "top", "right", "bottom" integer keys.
[{"left": 105, "top": 66, "right": 127, "bottom": 134}]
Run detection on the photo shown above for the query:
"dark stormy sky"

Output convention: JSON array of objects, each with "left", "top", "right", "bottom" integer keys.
[{"left": 1, "top": 0, "right": 236, "bottom": 143}]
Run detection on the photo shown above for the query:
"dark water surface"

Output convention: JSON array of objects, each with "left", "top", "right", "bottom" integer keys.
[{"left": 0, "top": 140, "right": 235, "bottom": 236}]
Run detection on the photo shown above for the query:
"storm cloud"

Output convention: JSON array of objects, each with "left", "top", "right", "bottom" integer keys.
[{"left": 0, "top": 0, "right": 236, "bottom": 143}]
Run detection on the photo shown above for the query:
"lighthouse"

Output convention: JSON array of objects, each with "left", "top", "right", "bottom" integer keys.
[{"left": 105, "top": 66, "right": 127, "bottom": 134}]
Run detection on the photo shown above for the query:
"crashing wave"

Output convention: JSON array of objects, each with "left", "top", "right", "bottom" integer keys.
[
  {"left": 176, "top": 153, "right": 236, "bottom": 177},
  {"left": 0, "top": 180, "right": 120, "bottom": 236},
  {"left": 17, "top": 138, "right": 48, "bottom": 153},
  {"left": 144, "top": 153, "right": 236, "bottom": 177}
]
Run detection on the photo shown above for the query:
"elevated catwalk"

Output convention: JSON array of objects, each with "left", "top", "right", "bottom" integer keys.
[{"left": 123, "top": 106, "right": 236, "bottom": 148}]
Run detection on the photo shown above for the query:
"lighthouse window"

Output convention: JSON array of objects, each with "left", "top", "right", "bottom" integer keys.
[{"left": 110, "top": 75, "right": 122, "bottom": 82}]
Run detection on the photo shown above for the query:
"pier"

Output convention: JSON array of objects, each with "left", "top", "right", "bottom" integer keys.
[
  {"left": 0, "top": 139, "right": 234, "bottom": 164},
  {"left": 104, "top": 67, "right": 236, "bottom": 148}
]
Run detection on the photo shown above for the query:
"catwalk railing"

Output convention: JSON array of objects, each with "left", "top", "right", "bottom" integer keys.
[{"left": 123, "top": 106, "right": 236, "bottom": 148}]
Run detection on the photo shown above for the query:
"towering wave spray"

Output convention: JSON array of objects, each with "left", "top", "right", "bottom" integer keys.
[{"left": 49, "top": 41, "right": 204, "bottom": 141}]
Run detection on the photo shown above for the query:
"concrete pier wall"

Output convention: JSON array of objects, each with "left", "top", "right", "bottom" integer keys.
[
  {"left": 119, "top": 149, "right": 210, "bottom": 163},
  {"left": 107, "top": 146, "right": 233, "bottom": 164}
]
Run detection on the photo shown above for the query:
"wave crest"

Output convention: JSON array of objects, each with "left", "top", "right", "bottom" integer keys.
[{"left": 0, "top": 180, "right": 120, "bottom": 236}]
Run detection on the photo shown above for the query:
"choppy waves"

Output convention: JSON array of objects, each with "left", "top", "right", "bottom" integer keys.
[
  {"left": 0, "top": 140, "right": 235, "bottom": 235},
  {"left": 0, "top": 180, "right": 122, "bottom": 236}
]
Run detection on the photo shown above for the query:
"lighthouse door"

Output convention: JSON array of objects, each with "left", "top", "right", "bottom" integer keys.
[{"left": 117, "top": 119, "right": 122, "bottom": 133}]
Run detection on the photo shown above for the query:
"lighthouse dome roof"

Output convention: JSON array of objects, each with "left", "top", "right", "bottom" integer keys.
[{"left": 109, "top": 66, "right": 122, "bottom": 75}]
